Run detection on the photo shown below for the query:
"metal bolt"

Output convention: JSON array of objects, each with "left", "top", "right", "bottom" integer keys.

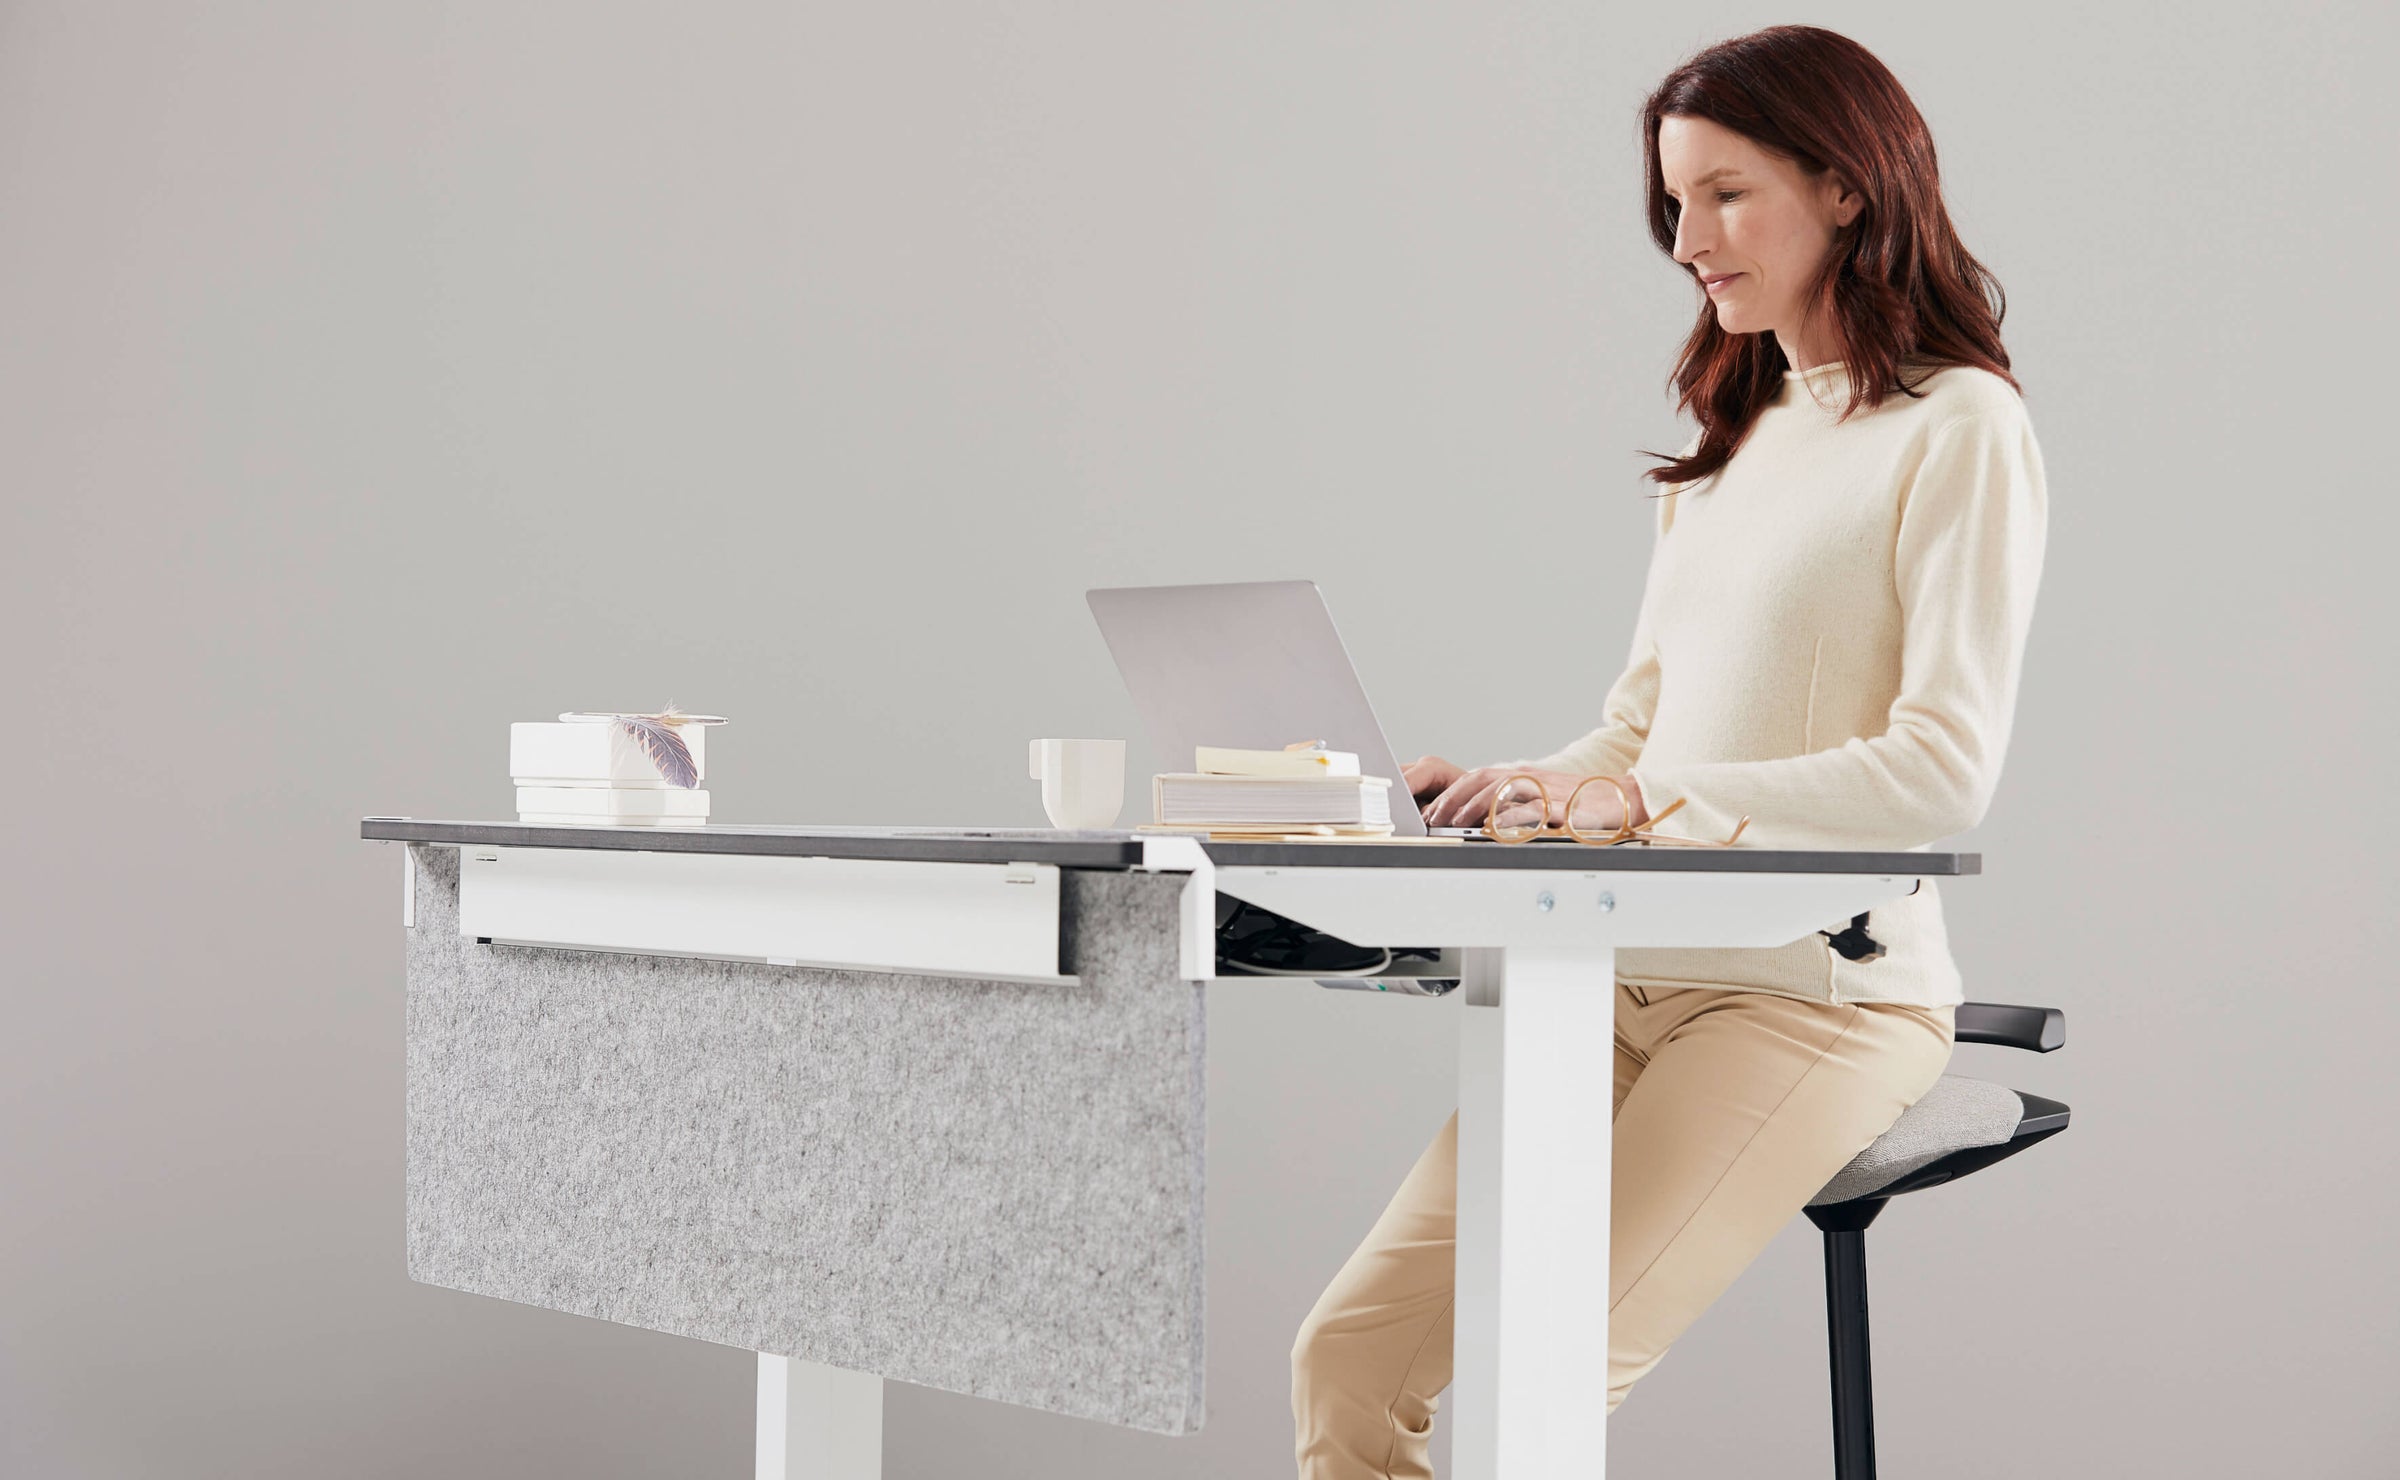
[
  {"left": 1535, "top": 891, "right": 1556, "bottom": 913},
  {"left": 1596, "top": 891, "right": 1616, "bottom": 914}
]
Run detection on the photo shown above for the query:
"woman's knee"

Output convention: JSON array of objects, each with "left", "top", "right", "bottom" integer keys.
[
  {"left": 1290, "top": 1305, "right": 1330, "bottom": 1385},
  {"left": 1290, "top": 1273, "right": 1456, "bottom": 1411},
  {"left": 1289, "top": 1304, "right": 1368, "bottom": 1445},
  {"left": 1290, "top": 1284, "right": 1361, "bottom": 1397},
  {"left": 1290, "top": 1288, "right": 1375, "bottom": 1395}
]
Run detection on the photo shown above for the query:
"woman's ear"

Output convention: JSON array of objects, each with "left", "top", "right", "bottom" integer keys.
[{"left": 1833, "top": 177, "right": 1865, "bottom": 229}]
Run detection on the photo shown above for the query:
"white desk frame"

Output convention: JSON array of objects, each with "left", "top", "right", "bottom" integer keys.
[{"left": 403, "top": 833, "right": 1920, "bottom": 1480}]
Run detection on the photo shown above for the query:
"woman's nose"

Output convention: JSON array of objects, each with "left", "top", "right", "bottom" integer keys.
[{"left": 1673, "top": 212, "right": 1709, "bottom": 264}]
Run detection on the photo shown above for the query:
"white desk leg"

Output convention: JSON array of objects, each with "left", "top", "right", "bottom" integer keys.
[
  {"left": 1452, "top": 945, "right": 1615, "bottom": 1480},
  {"left": 756, "top": 1354, "right": 882, "bottom": 1480}
]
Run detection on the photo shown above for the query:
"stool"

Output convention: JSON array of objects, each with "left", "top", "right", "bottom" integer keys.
[{"left": 1802, "top": 1001, "right": 2071, "bottom": 1479}]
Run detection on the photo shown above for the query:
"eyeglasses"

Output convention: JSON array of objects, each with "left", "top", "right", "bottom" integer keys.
[{"left": 1483, "top": 773, "right": 1752, "bottom": 847}]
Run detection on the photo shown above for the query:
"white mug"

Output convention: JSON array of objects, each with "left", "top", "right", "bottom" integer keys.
[{"left": 1027, "top": 738, "right": 1126, "bottom": 829}]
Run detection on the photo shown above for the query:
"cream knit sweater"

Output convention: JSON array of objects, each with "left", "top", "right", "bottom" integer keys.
[{"left": 1511, "top": 358, "right": 2048, "bottom": 1008}]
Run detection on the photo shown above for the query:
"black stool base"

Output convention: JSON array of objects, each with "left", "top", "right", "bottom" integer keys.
[{"left": 1807, "top": 1197, "right": 1889, "bottom": 1480}]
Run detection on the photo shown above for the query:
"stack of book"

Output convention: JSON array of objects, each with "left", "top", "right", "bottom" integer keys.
[
  {"left": 1147, "top": 742, "right": 1394, "bottom": 838},
  {"left": 510, "top": 715, "right": 712, "bottom": 827}
]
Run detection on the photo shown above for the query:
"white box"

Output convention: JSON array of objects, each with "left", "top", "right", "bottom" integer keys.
[
  {"left": 510, "top": 720, "right": 708, "bottom": 787},
  {"left": 516, "top": 786, "right": 711, "bottom": 819},
  {"left": 516, "top": 813, "right": 710, "bottom": 828}
]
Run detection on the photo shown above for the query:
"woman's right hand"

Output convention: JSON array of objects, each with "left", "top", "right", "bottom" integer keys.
[{"left": 1401, "top": 755, "right": 1467, "bottom": 812}]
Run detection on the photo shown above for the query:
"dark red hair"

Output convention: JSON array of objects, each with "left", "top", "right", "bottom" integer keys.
[{"left": 1637, "top": 25, "right": 2018, "bottom": 492}]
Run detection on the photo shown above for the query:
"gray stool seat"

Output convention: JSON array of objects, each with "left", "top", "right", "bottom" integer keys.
[{"left": 1809, "top": 1074, "right": 2028, "bottom": 1207}]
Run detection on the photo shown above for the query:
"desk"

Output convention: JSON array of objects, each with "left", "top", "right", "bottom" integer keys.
[{"left": 360, "top": 818, "right": 1975, "bottom": 1479}]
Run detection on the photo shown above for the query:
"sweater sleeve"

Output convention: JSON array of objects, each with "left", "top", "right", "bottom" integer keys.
[
  {"left": 1504, "top": 469, "right": 1682, "bottom": 777},
  {"left": 1630, "top": 406, "right": 2048, "bottom": 850}
]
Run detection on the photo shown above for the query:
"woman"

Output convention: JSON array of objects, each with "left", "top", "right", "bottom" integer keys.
[{"left": 1290, "top": 25, "right": 2048, "bottom": 1476}]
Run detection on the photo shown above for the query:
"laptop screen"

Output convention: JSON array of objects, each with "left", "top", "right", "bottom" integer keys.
[{"left": 1086, "top": 580, "right": 1428, "bottom": 838}]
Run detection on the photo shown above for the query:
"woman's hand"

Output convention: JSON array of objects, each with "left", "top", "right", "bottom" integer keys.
[
  {"left": 1421, "top": 765, "right": 1642, "bottom": 832},
  {"left": 1401, "top": 755, "right": 1467, "bottom": 806}
]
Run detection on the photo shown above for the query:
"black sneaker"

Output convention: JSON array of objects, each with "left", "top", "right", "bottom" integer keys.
[{"left": 1214, "top": 896, "right": 1390, "bottom": 975}]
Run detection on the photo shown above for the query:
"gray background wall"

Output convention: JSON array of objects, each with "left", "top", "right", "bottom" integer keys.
[{"left": 3, "top": 3, "right": 2392, "bottom": 1476}]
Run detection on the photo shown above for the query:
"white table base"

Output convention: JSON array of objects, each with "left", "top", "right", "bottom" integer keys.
[
  {"left": 1454, "top": 945, "right": 1618, "bottom": 1480},
  {"left": 757, "top": 1355, "right": 882, "bottom": 1480}
]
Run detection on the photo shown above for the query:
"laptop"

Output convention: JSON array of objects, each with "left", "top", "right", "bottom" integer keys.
[{"left": 1086, "top": 580, "right": 1486, "bottom": 839}]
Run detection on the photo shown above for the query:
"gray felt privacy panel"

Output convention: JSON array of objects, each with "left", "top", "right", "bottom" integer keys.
[{"left": 402, "top": 844, "right": 1206, "bottom": 1434}]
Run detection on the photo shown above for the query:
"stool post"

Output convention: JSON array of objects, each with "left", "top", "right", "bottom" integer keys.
[{"left": 1822, "top": 1222, "right": 1878, "bottom": 1480}]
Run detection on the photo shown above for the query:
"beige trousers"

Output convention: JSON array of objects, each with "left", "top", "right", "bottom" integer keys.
[{"left": 1290, "top": 982, "right": 1955, "bottom": 1479}]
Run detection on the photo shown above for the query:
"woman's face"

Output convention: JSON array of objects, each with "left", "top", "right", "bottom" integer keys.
[{"left": 1657, "top": 115, "right": 1861, "bottom": 365}]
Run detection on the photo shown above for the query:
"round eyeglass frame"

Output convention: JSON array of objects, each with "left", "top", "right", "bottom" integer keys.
[{"left": 1480, "top": 773, "right": 1748, "bottom": 847}]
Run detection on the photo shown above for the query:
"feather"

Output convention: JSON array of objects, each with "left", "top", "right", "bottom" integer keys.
[
  {"left": 553, "top": 702, "right": 717, "bottom": 785},
  {"left": 620, "top": 716, "right": 700, "bottom": 788}
]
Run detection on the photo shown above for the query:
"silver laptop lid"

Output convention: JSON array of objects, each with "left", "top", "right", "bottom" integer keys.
[{"left": 1085, "top": 580, "right": 1427, "bottom": 838}]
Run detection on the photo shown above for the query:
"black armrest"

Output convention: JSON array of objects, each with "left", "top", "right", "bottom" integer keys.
[{"left": 1954, "top": 1002, "right": 2065, "bottom": 1053}]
